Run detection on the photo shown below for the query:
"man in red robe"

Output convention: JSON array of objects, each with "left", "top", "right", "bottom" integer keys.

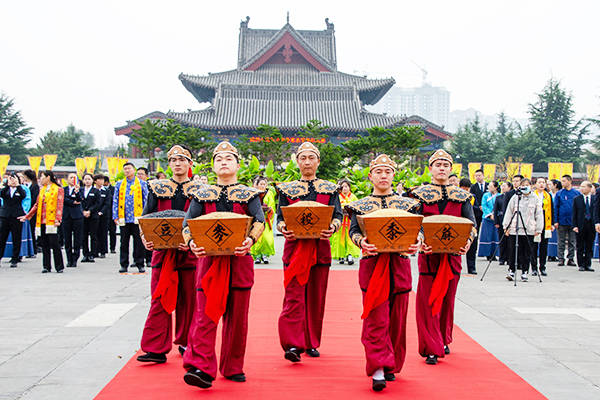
[
  {"left": 276, "top": 142, "right": 343, "bottom": 362},
  {"left": 182, "top": 142, "right": 265, "bottom": 389},
  {"left": 137, "top": 145, "right": 200, "bottom": 364},
  {"left": 410, "top": 149, "right": 476, "bottom": 365},
  {"left": 347, "top": 154, "right": 421, "bottom": 391}
]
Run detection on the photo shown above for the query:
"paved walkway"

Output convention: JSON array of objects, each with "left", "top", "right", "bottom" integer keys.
[{"left": 0, "top": 237, "right": 598, "bottom": 399}]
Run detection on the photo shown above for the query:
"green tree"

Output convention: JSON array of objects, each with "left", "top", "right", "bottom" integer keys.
[
  {"left": 235, "top": 124, "right": 292, "bottom": 168},
  {"left": 295, "top": 120, "right": 346, "bottom": 180},
  {"left": 34, "top": 125, "right": 97, "bottom": 166},
  {"left": 583, "top": 116, "right": 600, "bottom": 164},
  {"left": 528, "top": 78, "right": 587, "bottom": 170},
  {"left": 131, "top": 119, "right": 216, "bottom": 164},
  {"left": 448, "top": 115, "right": 497, "bottom": 166},
  {"left": 0, "top": 94, "right": 33, "bottom": 164}
]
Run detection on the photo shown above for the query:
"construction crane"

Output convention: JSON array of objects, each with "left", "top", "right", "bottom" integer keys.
[{"left": 411, "top": 60, "right": 428, "bottom": 85}]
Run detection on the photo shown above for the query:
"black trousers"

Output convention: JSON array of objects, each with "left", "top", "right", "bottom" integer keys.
[
  {"left": 108, "top": 219, "right": 117, "bottom": 252},
  {"left": 40, "top": 224, "right": 64, "bottom": 271},
  {"left": 62, "top": 217, "right": 83, "bottom": 265},
  {"left": 0, "top": 217, "right": 23, "bottom": 263},
  {"left": 119, "top": 222, "right": 144, "bottom": 269},
  {"left": 531, "top": 235, "right": 549, "bottom": 272},
  {"left": 496, "top": 226, "right": 508, "bottom": 262},
  {"left": 466, "top": 214, "right": 482, "bottom": 272},
  {"left": 576, "top": 221, "right": 595, "bottom": 268},
  {"left": 508, "top": 234, "right": 534, "bottom": 273},
  {"left": 30, "top": 212, "right": 37, "bottom": 252},
  {"left": 83, "top": 217, "right": 99, "bottom": 258},
  {"left": 97, "top": 214, "right": 109, "bottom": 255}
]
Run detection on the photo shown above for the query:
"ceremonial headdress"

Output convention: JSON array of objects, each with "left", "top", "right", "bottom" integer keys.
[
  {"left": 167, "top": 145, "right": 192, "bottom": 161},
  {"left": 369, "top": 154, "right": 397, "bottom": 172},
  {"left": 428, "top": 149, "right": 453, "bottom": 166},
  {"left": 213, "top": 141, "right": 239, "bottom": 161},
  {"left": 296, "top": 142, "right": 320, "bottom": 159}
]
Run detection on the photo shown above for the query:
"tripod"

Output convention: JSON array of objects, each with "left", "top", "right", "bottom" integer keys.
[{"left": 480, "top": 193, "right": 543, "bottom": 286}]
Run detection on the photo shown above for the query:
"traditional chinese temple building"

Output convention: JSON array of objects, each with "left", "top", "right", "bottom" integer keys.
[{"left": 115, "top": 17, "right": 451, "bottom": 148}]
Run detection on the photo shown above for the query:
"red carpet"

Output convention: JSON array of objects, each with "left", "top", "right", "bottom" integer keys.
[{"left": 95, "top": 270, "right": 546, "bottom": 399}]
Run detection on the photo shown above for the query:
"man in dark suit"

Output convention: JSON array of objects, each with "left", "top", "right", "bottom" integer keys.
[
  {"left": 22, "top": 169, "right": 39, "bottom": 255},
  {"left": 467, "top": 169, "right": 487, "bottom": 273},
  {"left": 63, "top": 173, "right": 84, "bottom": 268},
  {"left": 95, "top": 175, "right": 109, "bottom": 258},
  {"left": 502, "top": 174, "right": 524, "bottom": 215},
  {"left": 103, "top": 176, "right": 117, "bottom": 253},
  {"left": 81, "top": 173, "right": 102, "bottom": 263},
  {"left": 572, "top": 181, "right": 595, "bottom": 272},
  {"left": 0, "top": 173, "right": 27, "bottom": 267}
]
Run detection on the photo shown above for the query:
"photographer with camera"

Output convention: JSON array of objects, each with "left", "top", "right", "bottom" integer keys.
[{"left": 503, "top": 178, "right": 543, "bottom": 281}]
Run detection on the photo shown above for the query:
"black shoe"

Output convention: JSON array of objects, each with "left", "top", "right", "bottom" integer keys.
[
  {"left": 56, "top": 269, "right": 64, "bottom": 273},
  {"left": 284, "top": 348, "right": 302, "bottom": 362},
  {"left": 372, "top": 379, "right": 386, "bottom": 392},
  {"left": 490, "top": 256, "right": 498, "bottom": 261},
  {"left": 10, "top": 263, "right": 17, "bottom": 268},
  {"left": 306, "top": 348, "right": 320, "bottom": 357},
  {"left": 110, "top": 250, "right": 116, "bottom": 254},
  {"left": 261, "top": 255, "right": 269, "bottom": 264},
  {"left": 384, "top": 373, "right": 395, "bottom": 381},
  {"left": 225, "top": 373, "right": 246, "bottom": 382},
  {"left": 178, "top": 346, "right": 186, "bottom": 356},
  {"left": 254, "top": 257, "right": 261, "bottom": 264},
  {"left": 184, "top": 369, "right": 213, "bottom": 389},
  {"left": 347, "top": 255, "right": 355, "bottom": 265},
  {"left": 444, "top": 345, "right": 450, "bottom": 355},
  {"left": 81, "top": 257, "right": 90, "bottom": 263},
  {"left": 137, "top": 352, "right": 167, "bottom": 363},
  {"left": 119, "top": 266, "right": 128, "bottom": 273},
  {"left": 468, "top": 270, "right": 477, "bottom": 275},
  {"left": 425, "top": 355, "right": 438, "bottom": 365},
  {"left": 567, "top": 260, "right": 576, "bottom": 266},
  {"left": 557, "top": 261, "right": 565, "bottom": 266},
  {"left": 532, "top": 271, "right": 538, "bottom": 276},
  {"left": 541, "top": 270, "right": 547, "bottom": 276},
  {"left": 98, "top": 254, "right": 106, "bottom": 259},
  {"left": 42, "top": 268, "right": 50, "bottom": 273},
  {"left": 138, "top": 266, "right": 146, "bottom": 273},
  {"left": 339, "top": 258, "right": 345, "bottom": 264},
  {"left": 585, "top": 267, "right": 595, "bottom": 272},
  {"left": 579, "top": 267, "right": 586, "bottom": 271},
  {"left": 88, "top": 257, "right": 95, "bottom": 263},
  {"left": 66, "top": 262, "right": 73, "bottom": 268},
  {"left": 499, "top": 261, "right": 506, "bottom": 266}
]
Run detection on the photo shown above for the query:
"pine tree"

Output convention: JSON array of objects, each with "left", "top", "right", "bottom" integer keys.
[{"left": 0, "top": 94, "right": 33, "bottom": 164}]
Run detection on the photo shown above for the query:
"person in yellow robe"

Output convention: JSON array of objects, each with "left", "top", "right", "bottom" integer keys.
[
  {"left": 251, "top": 176, "right": 276, "bottom": 263},
  {"left": 330, "top": 179, "right": 360, "bottom": 265}
]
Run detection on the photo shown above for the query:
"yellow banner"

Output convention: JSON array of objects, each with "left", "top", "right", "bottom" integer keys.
[
  {"left": 27, "top": 155, "right": 42, "bottom": 175},
  {"left": 117, "top": 158, "right": 129, "bottom": 175},
  {"left": 468, "top": 162, "right": 481, "bottom": 182},
  {"left": 520, "top": 163, "right": 533, "bottom": 179},
  {"left": 61, "top": 178, "right": 68, "bottom": 187},
  {"left": 0, "top": 155, "right": 10, "bottom": 177},
  {"left": 548, "top": 162, "right": 562, "bottom": 180},
  {"left": 561, "top": 162, "right": 573, "bottom": 177},
  {"left": 586, "top": 164, "right": 600, "bottom": 183},
  {"left": 452, "top": 163, "right": 463, "bottom": 177},
  {"left": 506, "top": 162, "right": 520, "bottom": 179},
  {"left": 106, "top": 157, "right": 119, "bottom": 179},
  {"left": 483, "top": 164, "right": 496, "bottom": 181},
  {"left": 43, "top": 154, "right": 58, "bottom": 171},
  {"left": 85, "top": 156, "right": 97, "bottom": 174},
  {"left": 75, "top": 158, "right": 86, "bottom": 177}
]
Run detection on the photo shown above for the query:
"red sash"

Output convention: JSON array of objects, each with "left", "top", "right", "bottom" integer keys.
[
  {"left": 151, "top": 249, "right": 178, "bottom": 313},
  {"left": 361, "top": 253, "right": 390, "bottom": 319},
  {"left": 428, "top": 253, "right": 453, "bottom": 316}
]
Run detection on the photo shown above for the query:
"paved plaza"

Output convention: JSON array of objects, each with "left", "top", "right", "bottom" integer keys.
[{"left": 0, "top": 236, "right": 599, "bottom": 399}]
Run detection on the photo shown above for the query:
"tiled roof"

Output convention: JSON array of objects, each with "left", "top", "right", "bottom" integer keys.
[
  {"left": 168, "top": 85, "right": 401, "bottom": 133},
  {"left": 180, "top": 64, "right": 394, "bottom": 105}
]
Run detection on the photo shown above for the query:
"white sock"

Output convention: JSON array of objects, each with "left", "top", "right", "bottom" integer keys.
[{"left": 373, "top": 368, "right": 384, "bottom": 380}]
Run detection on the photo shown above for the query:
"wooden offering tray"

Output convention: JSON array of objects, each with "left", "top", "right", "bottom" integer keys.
[
  {"left": 187, "top": 212, "right": 251, "bottom": 256},
  {"left": 422, "top": 215, "right": 473, "bottom": 254},
  {"left": 357, "top": 209, "right": 423, "bottom": 253},
  {"left": 281, "top": 201, "right": 334, "bottom": 239},
  {"left": 138, "top": 210, "right": 186, "bottom": 250}
]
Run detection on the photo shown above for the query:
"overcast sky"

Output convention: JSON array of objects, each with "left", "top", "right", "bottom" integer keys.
[{"left": 1, "top": 0, "right": 598, "bottom": 147}]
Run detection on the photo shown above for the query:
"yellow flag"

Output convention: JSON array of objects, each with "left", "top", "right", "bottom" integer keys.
[
  {"left": 106, "top": 157, "right": 119, "bottom": 179},
  {"left": 560, "top": 163, "right": 573, "bottom": 177},
  {"left": 506, "top": 162, "right": 520, "bottom": 179},
  {"left": 586, "top": 164, "right": 600, "bottom": 183},
  {"left": 75, "top": 158, "right": 86, "bottom": 177},
  {"left": 548, "top": 162, "right": 562, "bottom": 180},
  {"left": 27, "top": 155, "right": 42, "bottom": 175},
  {"left": 468, "top": 162, "right": 481, "bottom": 182},
  {"left": 0, "top": 155, "right": 10, "bottom": 177},
  {"left": 452, "top": 163, "right": 463, "bottom": 177},
  {"left": 520, "top": 163, "right": 533, "bottom": 179},
  {"left": 85, "top": 156, "right": 97, "bottom": 174},
  {"left": 43, "top": 154, "right": 58, "bottom": 171},
  {"left": 483, "top": 164, "right": 496, "bottom": 181},
  {"left": 118, "top": 158, "right": 129, "bottom": 173}
]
